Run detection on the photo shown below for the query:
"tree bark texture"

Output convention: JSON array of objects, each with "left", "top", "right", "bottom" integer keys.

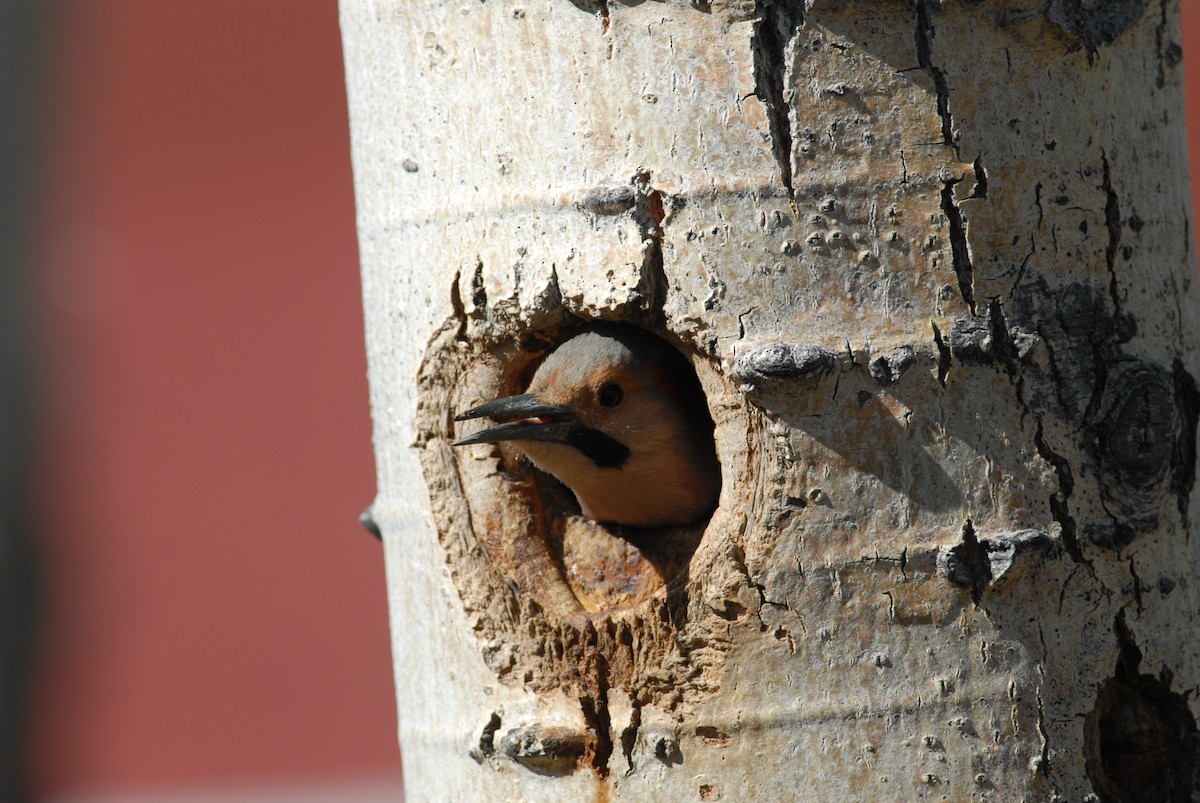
[{"left": 342, "top": 1, "right": 1200, "bottom": 799}]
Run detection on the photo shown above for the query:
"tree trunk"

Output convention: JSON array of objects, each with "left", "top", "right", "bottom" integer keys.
[
  {"left": 341, "top": 1, "right": 1200, "bottom": 799},
  {"left": 1, "top": 3, "right": 47, "bottom": 800}
]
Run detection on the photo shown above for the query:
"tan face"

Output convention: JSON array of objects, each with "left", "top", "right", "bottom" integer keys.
[
  {"left": 531, "top": 338, "right": 639, "bottom": 427},
  {"left": 525, "top": 331, "right": 686, "bottom": 456}
]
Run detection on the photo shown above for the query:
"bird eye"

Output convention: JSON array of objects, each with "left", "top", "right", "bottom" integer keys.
[{"left": 598, "top": 382, "right": 624, "bottom": 408}]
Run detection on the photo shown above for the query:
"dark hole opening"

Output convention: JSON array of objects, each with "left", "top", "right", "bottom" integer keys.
[
  {"left": 1085, "top": 674, "right": 1199, "bottom": 803},
  {"left": 486, "top": 322, "right": 722, "bottom": 613}
]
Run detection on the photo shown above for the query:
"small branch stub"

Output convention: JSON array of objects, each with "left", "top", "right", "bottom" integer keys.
[
  {"left": 579, "top": 185, "right": 637, "bottom": 216},
  {"left": 731, "top": 342, "right": 838, "bottom": 389}
]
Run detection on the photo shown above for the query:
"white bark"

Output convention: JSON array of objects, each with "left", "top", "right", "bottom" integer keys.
[{"left": 342, "top": 1, "right": 1200, "bottom": 799}]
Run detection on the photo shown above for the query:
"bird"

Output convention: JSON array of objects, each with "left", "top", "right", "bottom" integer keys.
[{"left": 453, "top": 325, "right": 721, "bottom": 527}]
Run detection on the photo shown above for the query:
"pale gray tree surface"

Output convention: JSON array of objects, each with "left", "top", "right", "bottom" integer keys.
[{"left": 343, "top": 1, "right": 1200, "bottom": 799}]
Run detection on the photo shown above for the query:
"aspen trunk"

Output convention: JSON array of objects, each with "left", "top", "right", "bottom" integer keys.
[
  {"left": 342, "top": 1, "right": 1200, "bottom": 799},
  {"left": 1, "top": 3, "right": 45, "bottom": 800}
]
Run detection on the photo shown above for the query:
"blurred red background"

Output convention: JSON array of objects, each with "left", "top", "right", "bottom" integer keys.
[
  {"left": 13, "top": 1, "right": 1200, "bottom": 801},
  {"left": 25, "top": 1, "right": 399, "bottom": 800}
]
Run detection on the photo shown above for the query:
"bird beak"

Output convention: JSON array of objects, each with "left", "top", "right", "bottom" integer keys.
[{"left": 452, "top": 393, "right": 577, "bottom": 446}]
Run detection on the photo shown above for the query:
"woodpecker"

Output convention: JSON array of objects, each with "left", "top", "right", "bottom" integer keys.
[{"left": 453, "top": 326, "right": 721, "bottom": 527}]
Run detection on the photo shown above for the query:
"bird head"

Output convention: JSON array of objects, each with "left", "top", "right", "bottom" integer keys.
[{"left": 453, "top": 326, "right": 720, "bottom": 527}]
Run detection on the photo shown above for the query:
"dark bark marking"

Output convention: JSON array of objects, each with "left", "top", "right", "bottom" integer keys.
[
  {"left": 579, "top": 655, "right": 614, "bottom": 777},
  {"left": 1097, "top": 364, "right": 1175, "bottom": 488},
  {"left": 1154, "top": 0, "right": 1166, "bottom": 87},
  {"left": 1034, "top": 692, "right": 1051, "bottom": 777},
  {"left": 942, "top": 520, "right": 986, "bottom": 606},
  {"left": 565, "top": 1, "right": 612, "bottom": 32},
  {"left": 941, "top": 178, "right": 976, "bottom": 315},
  {"left": 987, "top": 300, "right": 1023, "bottom": 372},
  {"left": 620, "top": 698, "right": 642, "bottom": 775},
  {"left": 752, "top": 3, "right": 803, "bottom": 203},
  {"left": 1081, "top": 337, "right": 1112, "bottom": 438},
  {"left": 949, "top": 315, "right": 992, "bottom": 364},
  {"left": 931, "top": 320, "right": 950, "bottom": 387},
  {"left": 1127, "top": 556, "right": 1144, "bottom": 613},
  {"left": 868, "top": 345, "right": 917, "bottom": 385},
  {"left": 1171, "top": 360, "right": 1200, "bottom": 528},
  {"left": 631, "top": 173, "right": 671, "bottom": 325},
  {"left": 1114, "top": 607, "right": 1142, "bottom": 678},
  {"left": 449, "top": 268, "right": 468, "bottom": 342},
  {"left": 971, "top": 156, "right": 989, "bottom": 198},
  {"left": 1018, "top": 280, "right": 1118, "bottom": 425},
  {"left": 1034, "top": 421, "right": 1085, "bottom": 563},
  {"left": 1084, "top": 361, "right": 1185, "bottom": 538},
  {"left": 1101, "top": 153, "right": 1125, "bottom": 324},
  {"left": 471, "top": 711, "right": 503, "bottom": 762},
  {"left": 940, "top": 522, "right": 1055, "bottom": 602},
  {"left": 1046, "top": 0, "right": 1148, "bottom": 57},
  {"left": 1008, "top": 237, "right": 1036, "bottom": 298},
  {"left": 914, "top": 0, "right": 957, "bottom": 155},
  {"left": 1085, "top": 610, "right": 1200, "bottom": 803},
  {"left": 470, "top": 257, "right": 488, "bottom": 311},
  {"left": 986, "top": 299, "right": 1038, "bottom": 431}
]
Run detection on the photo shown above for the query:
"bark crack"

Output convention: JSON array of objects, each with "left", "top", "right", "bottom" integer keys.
[
  {"left": 941, "top": 178, "right": 976, "bottom": 315},
  {"left": 986, "top": 299, "right": 1036, "bottom": 432},
  {"left": 914, "top": 0, "right": 958, "bottom": 156},
  {"left": 931, "top": 320, "right": 950, "bottom": 386},
  {"left": 752, "top": 3, "right": 802, "bottom": 205},
  {"left": 1154, "top": 0, "right": 1170, "bottom": 89},
  {"left": 1034, "top": 621, "right": 1051, "bottom": 777},
  {"left": 1100, "top": 152, "right": 1125, "bottom": 325},
  {"left": 448, "top": 267, "right": 468, "bottom": 342},
  {"left": 579, "top": 654, "right": 614, "bottom": 778},
  {"left": 1008, "top": 237, "right": 1036, "bottom": 299},
  {"left": 620, "top": 698, "right": 641, "bottom": 776},
  {"left": 1033, "top": 316, "right": 1074, "bottom": 419},
  {"left": 1033, "top": 421, "right": 1086, "bottom": 564},
  {"left": 1127, "top": 556, "right": 1144, "bottom": 613},
  {"left": 632, "top": 172, "right": 670, "bottom": 324},
  {"left": 730, "top": 542, "right": 770, "bottom": 631}
]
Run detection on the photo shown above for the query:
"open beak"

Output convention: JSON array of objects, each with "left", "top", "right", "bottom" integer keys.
[{"left": 452, "top": 393, "right": 577, "bottom": 446}]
